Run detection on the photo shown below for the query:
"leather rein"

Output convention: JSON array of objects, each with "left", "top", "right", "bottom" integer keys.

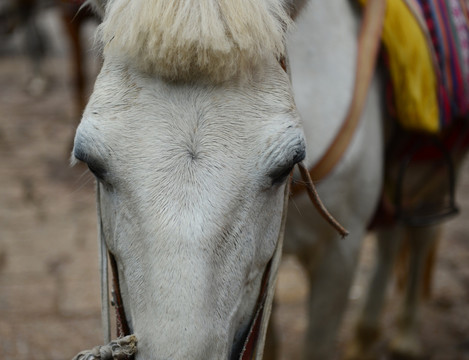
[{"left": 74, "top": 1, "right": 386, "bottom": 358}]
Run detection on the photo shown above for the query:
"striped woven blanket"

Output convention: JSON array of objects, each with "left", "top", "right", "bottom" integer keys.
[
  {"left": 360, "top": 0, "right": 469, "bottom": 133},
  {"left": 413, "top": 0, "right": 469, "bottom": 129}
]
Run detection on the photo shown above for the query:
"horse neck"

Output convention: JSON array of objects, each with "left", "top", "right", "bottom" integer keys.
[{"left": 289, "top": 0, "right": 361, "bottom": 167}]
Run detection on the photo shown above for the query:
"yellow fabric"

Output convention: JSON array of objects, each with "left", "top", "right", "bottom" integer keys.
[{"left": 359, "top": 0, "right": 440, "bottom": 133}]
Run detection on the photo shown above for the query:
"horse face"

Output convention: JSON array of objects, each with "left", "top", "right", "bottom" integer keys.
[{"left": 73, "top": 55, "right": 305, "bottom": 359}]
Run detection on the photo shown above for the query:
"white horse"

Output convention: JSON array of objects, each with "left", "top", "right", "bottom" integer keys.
[{"left": 73, "top": 0, "right": 386, "bottom": 359}]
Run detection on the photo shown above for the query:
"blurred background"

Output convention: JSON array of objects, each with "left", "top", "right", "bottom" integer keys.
[
  {"left": 0, "top": 1, "right": 103, "bottom": 358},
  {"left": 0, "top": 1, "right": 468, "bottom": 359}
]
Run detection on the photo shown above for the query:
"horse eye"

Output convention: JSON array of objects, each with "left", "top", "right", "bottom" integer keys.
[
  {"left": 269, "top": 148, "right": 306, "bottom": 186},
  {"left": 73, "top": 148, "right": 108, "bottom": 181},
  {"left": 87, "top": 162, "right": 107, "bottom": 180},
  {"left": 270, "top": 165, "right": 295, "bottom": 185}
]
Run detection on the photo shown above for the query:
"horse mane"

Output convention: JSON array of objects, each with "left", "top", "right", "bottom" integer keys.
[{"left": 97, "top": 0, "right": 293, "bottom": 82}]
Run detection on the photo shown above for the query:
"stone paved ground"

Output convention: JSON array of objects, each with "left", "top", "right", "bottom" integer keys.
[
  {"left": 0, "top": 51, "right": 102, "bottom": 359},
  {"left": 0, "top": 11, "right": 468, "bottom": 360}
]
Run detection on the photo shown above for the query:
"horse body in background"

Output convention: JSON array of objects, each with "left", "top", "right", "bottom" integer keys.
[
  {"left": 279, "top": 1, "right": 384, "bottom": 358},
  {"left": 0, "top": 0, "right": 98, "bottom": 120},
  {"left": 58, "top": 0, "right": 99, "bottom": 117},
  {"left": 285, "top": 2, "right": 469, "bottom": 358},
  {"left": 0, "top": 0, "right": 49, "bottom": 94}
]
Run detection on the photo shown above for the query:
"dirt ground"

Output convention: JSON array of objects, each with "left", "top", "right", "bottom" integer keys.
[{"left": 0, "top": 10, "right": 468, "bottom": 360}]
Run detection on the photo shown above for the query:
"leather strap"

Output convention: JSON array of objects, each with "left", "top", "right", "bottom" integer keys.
[
  {"left": 239, "top": 260, "right": 272, "bottom": 360},
  {"left": 109, "top": 252, "right": 131, "bottom": 338},
  {"left": 291, "top": 0, "right": 387, "bottom": 192}
]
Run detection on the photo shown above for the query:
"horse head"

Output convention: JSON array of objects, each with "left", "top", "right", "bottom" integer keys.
[{"left": 73, "top": 1, "right": 305, "bottom": 358}]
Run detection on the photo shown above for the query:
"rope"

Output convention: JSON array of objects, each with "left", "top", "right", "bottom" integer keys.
[{"left": 72, "top": 335, "right": 137, "bottom": 360}]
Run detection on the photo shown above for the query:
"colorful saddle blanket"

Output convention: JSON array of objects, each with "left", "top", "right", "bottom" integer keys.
[{"left": 361, "top": 0, "right": 469, "bottom": 133}]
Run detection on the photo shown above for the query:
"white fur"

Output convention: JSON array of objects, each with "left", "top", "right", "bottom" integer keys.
[
  {"left": 75, "top": 54, "right": 305, "bottom": 359},
  {"left": 74, "top": 0, "right": 386, "bottom": 359},
  {"left": 97, "top": 0, "right": 293, "bottom": 82}
]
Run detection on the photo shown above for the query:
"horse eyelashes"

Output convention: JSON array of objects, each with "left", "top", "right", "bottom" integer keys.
[
  {"left": 269, "top": 146, "right": 306, "bottom": 185},
  {"left": 270, "top": 165, "right": 295, "bottom": 186},
  {"left": 74, "top": 148, "right": 108, "bottom": 181},
  {"left": 87, "top": 162, "right": 108, "bottom": 181}
]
